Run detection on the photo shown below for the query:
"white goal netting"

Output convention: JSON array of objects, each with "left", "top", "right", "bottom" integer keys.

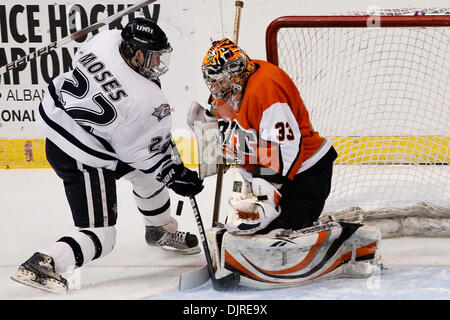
[{"left": 266, "top": 9, "right": 450, "bottom": 237}]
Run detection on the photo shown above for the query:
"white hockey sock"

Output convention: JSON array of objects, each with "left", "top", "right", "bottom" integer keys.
[{"left": 38, "top": 226, "right": 116, "bottom": 274}]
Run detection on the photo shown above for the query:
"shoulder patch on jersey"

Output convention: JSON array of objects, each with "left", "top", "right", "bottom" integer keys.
[{"left": 152, "top": 104, "right": 171, "bottom": 121}]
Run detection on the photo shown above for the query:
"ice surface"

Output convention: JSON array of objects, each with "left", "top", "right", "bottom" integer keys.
[
  {"left": 155, "top": 266, "right": 450, "bottom": 300},
  {"left": 1, "top": 169, "right": 449, "bottom": 300}
]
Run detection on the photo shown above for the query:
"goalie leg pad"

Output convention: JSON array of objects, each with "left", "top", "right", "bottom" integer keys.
[{"left": 214, "top": 221, "right": 381, "bottom": 289}]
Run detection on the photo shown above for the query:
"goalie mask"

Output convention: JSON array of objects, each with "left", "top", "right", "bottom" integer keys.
[
  {"left": 202, "top": 39, "right": 256, "bottom": 115},
  {"left": 120, "top": 18, "right": 172, "bottom": 79}
]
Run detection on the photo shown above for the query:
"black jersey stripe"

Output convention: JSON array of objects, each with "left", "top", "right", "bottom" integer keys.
[
  {"left": 140, "top": 155, "right": 171, "bottom": 174},
  {"left": 39, "top": 103, "right": 117, "bottom": 162}
]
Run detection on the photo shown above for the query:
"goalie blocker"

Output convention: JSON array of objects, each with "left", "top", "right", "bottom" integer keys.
[{"left": 206, "top": 221, "right": 381, "bottom": 289}]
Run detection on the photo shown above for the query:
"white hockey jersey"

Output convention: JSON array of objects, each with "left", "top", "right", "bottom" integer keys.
[{"left": 38, "top": 30, "right": 173, "bottom": 175}]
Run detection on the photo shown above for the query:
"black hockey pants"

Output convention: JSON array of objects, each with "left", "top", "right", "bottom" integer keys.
[
  {"left": 45, "top": 138, "right": 134, "bottom": 228},
  {"left": 262, "top": 146, "right": 338, "bottom": 233}
]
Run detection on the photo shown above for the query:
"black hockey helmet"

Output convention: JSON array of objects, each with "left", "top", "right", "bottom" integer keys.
[{"left": 120, "top": 17, "right": 172, "bottom": 79}]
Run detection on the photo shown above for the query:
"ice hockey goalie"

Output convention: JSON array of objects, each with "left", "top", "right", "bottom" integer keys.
[
  {"left": 206, "top": 221, "right": 381, "bottom": 289},
  {"left": 198, "top": 38, "right": 382, "bottom": 289}
]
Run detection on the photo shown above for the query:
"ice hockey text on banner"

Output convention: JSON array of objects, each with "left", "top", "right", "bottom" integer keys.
[
  {"left": 0, "top": 2, "right": 162, "bottom": 168},
  {"left": 0, "top": 3, "right": 160, "bottom": 85}
]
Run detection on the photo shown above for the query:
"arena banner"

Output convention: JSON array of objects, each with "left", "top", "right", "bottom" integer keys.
[
  {"left": 0, "top": 0, "right": 200, "bottom": 168},
  {"left": 3, "top": 2, "right": 446, "bottom": 169}
]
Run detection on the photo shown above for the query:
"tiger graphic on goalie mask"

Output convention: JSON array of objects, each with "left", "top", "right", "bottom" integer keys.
[{"left": 202, "top": 38, "right": 256, "bottom": 103}]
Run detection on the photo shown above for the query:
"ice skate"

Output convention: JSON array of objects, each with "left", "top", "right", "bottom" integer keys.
[
  {"left": 11, "top": 252, "right": 68, "bottom": 294},
  {"left": 145, "top": 218, "right": 200, "bottom": 255}
]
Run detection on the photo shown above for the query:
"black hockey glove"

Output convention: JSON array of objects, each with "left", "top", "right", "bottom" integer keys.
[{"left": 157, "top": 162, "right": 204, "bottom": 197}]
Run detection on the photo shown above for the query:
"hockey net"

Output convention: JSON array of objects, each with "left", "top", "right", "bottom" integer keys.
[{"left": 265, "top": 10, "right": 450, "bottom": 238}]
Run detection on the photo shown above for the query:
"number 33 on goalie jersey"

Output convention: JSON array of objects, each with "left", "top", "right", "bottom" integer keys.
[
  {"left": 217, "top": 60, "right": 333, "bottom": 181},
  {"left": 37, "top": 30, "right": 173, "bottom": 175}
]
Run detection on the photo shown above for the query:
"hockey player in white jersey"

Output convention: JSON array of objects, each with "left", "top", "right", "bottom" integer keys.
[{"left": 11, "top": 18, "right": 204, "bottom": 294}]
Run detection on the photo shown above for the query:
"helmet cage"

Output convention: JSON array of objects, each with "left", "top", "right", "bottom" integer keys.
[
  {"left": 121, "top": 18, "right": 172, "bottom": 79},
  {"left": 202, "top": 54, "right": 248, "bottom": 101},
  {"left": 141, "top": 46, "right": 173, "bottom": 79}
]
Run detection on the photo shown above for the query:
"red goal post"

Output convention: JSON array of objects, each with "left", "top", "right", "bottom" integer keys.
[
  {"left": 266, "top": 15, "right": 450, "bottom": 65},
  {"left": 265, "top": 15, "right": 450, "bottom": 238}
]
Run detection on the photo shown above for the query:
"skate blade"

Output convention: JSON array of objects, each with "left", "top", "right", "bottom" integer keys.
[
  {"left": 162, "top": 245, "right": 201, "bottom": 255},
  {"left": 11, "top": 270, "right": 68, "bottom": 294}
]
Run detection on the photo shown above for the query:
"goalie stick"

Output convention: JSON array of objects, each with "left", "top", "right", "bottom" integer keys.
[
  {"left": 211, "top": 0, "right": 244, "bottom": 227},
  {"left": 170, "top": 137, "right": 239, "bottom": 291},
  {"left": 0, "top": 0, "right": 159, "bottom": 77},
  {"left": 189, "top": 195, "right": 240, "bottom": 291},
  {"left": 179, "top": 1, "right": 245, "bottom": 291}
]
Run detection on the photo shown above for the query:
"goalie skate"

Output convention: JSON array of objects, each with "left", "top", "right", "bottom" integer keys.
[
  {"left": 11, "top": 252, "right": 68, "bottom": 294},
  {"left": 207, "top": 221, "right": 381, "bottom": 289}
]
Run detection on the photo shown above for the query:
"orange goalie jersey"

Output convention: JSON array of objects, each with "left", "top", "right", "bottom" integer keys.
[{"left": 214, "top": 60, "right": 333, "bottom": 181}]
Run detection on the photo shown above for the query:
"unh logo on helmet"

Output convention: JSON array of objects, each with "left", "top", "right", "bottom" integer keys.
[{"left": 136, "top": 25, "right": 153, "bottom": 34}]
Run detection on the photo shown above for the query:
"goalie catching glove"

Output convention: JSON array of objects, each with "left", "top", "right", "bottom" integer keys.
[
  {"left": 156, "top": 161, "right": 204, "bottom": 197},
  {"left": 225, "top": 177, "right": 282, "bottom": 234}
]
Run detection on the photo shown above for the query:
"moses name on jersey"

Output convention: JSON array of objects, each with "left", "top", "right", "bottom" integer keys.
[{"left": 38, "top": 29, "right": 174, "bottom": 175}]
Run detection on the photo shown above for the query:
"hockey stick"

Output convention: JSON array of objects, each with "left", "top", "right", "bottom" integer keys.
[
  {"left": 0, "top": 0, "right": 158, "bottom": 77},
  {"left": 211, "top": 0, "right": 244, "bottom": 227},
  {"left": 170, "top": 137, "right": 239, "bottom": 290},
  {"left": 232, "top": 1, "right": 244, "bottom": 45},
  {"left": 189, "top": 195, "right": 240, "bottom": 291}
]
